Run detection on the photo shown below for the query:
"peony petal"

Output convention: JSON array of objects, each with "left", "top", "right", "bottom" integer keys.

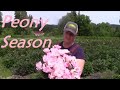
[
  {"left": 53, "top": 45, "right": 61, "bottom": 49},
  {"left": 48, "top": 73, "right": 55, "bottom": 79},
  {"left": 36, "top": 61, "right": 42, "bottom": 70},
  {"left": 43, "top": 48, "right": 50, "bottom": 53}
]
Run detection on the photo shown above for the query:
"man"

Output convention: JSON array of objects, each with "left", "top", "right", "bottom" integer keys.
[{"left": 57, "top": 21, "right": 85, "bottom": 75}]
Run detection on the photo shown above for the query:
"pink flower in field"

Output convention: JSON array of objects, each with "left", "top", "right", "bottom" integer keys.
[
  {"left": 43, "top": 55, "right": 47, "bottom": 62},
  {"left": 72, "top": 73, "right": 81, "bottom": 79},
  {"left": 43, "top": 48, "right": 50, "bottom": 53},
  {"left": 63, "top": 54, "right": 67, "bottom": 58},
  {"left": 64, "top": 62, "right": 69, "bottom": 67},
  {"left": 36, "top": 45, "right": 81, "bottom": 79},
  {"left": 71, "top": 60, "right": 77, "bottom": 67},
  {"left": 53, "top": 45, "right": 61, "bottom": 49},
  {"left": 70, "top": 69, "right": 81, "bottom": 79},
  {"left": 36, "top": 61, "right": 42, "bottom": 70},
  {"left": 48, "top": 73, "right": 55, "bottom": 79},
  {"left": 50, "top": 48, "right": 60, "bottom": 56},
  {"left": 50, "top": 47, "right": 58, "bottom": 52},
  {"left": 63, "top": 74, "right": 74, "bottom": 79},
  {"left": 42, "top": 64, "right": 53, "bottom": 73},
  {"left": 54, "top": 69, "right": 64, "bottom": 77},
  {"left": 55, "top": 77, "right": 63, "bottom": 79},
  {"left": 51, "top": 52, "right": 60, "bottom": 57},
  {"left": 58, "top": 49, "right": 70, "bottom": 55},
  {"left": 63, "top": 55, "right": 72, "bottom": 62},
  {"left": 47, "top": 59, "right": 56, "bottom": 67},
  {"left": 70, "top": 56, "right": 76, "bottom": 61},
  {"left": 64, "top": 68, "right": 70, "bottom": 75},
  {"left": 75, "top": 73, "right": 81, "bottom": 79},
  {"left": 63, "top": 70, "right": 75, "bottom": 79}
]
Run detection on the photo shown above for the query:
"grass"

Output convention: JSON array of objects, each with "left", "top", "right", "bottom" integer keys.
[{"left": 0, "top": 57, "right": 12, "bottom": 78}]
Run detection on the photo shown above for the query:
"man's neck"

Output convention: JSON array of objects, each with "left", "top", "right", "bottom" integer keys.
[{"left": 63, "top": 41, "right": 74, "bottom": 48}]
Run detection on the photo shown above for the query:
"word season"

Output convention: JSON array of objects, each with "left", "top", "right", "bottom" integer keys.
[
  {"left": 1, "top": 35, "right": 52, "bottom": 48},
  {"left": 1, "top": 15, "right": 48, "bottom": 31}
]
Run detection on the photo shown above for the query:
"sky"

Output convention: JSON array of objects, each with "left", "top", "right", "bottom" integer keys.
[{"left": 1, "top": 11, "right": 120, "bottom": 25}]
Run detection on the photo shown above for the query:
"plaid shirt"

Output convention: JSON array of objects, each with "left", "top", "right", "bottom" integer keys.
[{"left": 58, "top": 41, "right": 85, "bottom": 60}]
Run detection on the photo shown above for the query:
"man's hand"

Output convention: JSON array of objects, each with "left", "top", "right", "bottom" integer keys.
[{"left": 76, "top": 59, "right": 85, "bottom": 74}]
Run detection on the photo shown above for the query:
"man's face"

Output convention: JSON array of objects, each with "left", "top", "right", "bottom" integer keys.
[{"left": 63, "top": 31, "right": 75, "bottom": 43}]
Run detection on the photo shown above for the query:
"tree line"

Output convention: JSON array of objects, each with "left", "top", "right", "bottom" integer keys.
[
  {"left": 0, "top": 11, "right": 120, "bottom": 37},
  {"left": 58, "top": 11, "right": 120, "bottom": 37}
]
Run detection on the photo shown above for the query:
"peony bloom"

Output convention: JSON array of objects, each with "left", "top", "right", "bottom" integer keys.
[
  {"left": 36, "top": 45, "right": 81, "bottom": 79},
  {"left": 53, "top": 45, "right": 61, "bottom": 49},
  {"left": 48, "top": 73, "right": 55, "bottom": 79},
  {"left": 36, "top": 61, "right": 42, "bottom": 70},
  {"left": 43, "top": 48, "right": 50, "bottom": 53},
  {"left": 42, "top": 64, "right": 53, "bottom": 73},
  {"left": 58, "top": 49, "right": 70, "bottom": 55}
]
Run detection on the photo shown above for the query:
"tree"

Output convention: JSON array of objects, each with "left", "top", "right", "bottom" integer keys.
[
  {"left": 28, "top": 14, "right": 35, "bottom": 27},
  {"left": 58, "top": 13, "right": 72, "bottom": 28},
  {"left": 76, "top": 14, "right": 92, "bottom": 36},
  {"left": 58, "top": 12, "right": 77, "bottom": 34},
  {"left": 14, "top": 11, "right": 28, "bottom": 27},
  {"left": 70, "top": 11, "right": 77, "bottom": 22},
  {"left": 58, "top": 11, "right": 118, "bottom": 36},
  {"left": 14, "top": 11, "right": 29, "bottom": 35},
  {"left": 95, "top": 22, "right": 113, "bottom": 36},
  {"left": 90, "top": 23, "right": 97, "bottom": 36},
  {"left": 14, "top": 11, "right": 28, "bottom": 20},
  {"left": 114, "top": 27, "right": 120, "bottom": 37},
  {"left": 0, "top": 11, "right": 2, "bottom": 22},
  {"left": 0, "top": 11, "right": 2, "bottom": 34},
  {"left": 28, "top": 14, "right": 33, "bottom": 22}
]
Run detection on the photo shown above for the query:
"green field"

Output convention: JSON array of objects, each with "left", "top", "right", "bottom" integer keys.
[{"left": 0, "top": 36, "right": 120, "bottom": 79}]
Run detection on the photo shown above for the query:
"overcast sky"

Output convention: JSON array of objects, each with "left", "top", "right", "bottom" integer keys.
[{"left": 1, "top": 11, "right": 120, "bottom": 25}]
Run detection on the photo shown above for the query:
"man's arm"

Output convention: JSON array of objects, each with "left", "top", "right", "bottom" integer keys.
[
  {"left": 76, "top": 59, "right": 85, "bottom": 74},
  {"left": 75, "top": 47, "right": 85, "bottom": 75}
]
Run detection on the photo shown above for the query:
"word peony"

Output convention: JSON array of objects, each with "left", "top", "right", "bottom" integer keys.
[
  {"left": 1, "top": 15, "right": 48, "bottom": 31},
  {"left": 36, "top": 45, "right": 81, "bottom": 79}
]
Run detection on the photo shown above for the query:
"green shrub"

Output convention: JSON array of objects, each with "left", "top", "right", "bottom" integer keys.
[
  {"left": 0, "top": 36, "right": 120, "bottom": 77},
  {"left": 83, "top": 61, "right": 94, "bottom": 76},
  {"left": 92, "top": 59, "right": 108, "bottom": 72},
  {"left": 12, "top": 61, "right": 35, "bottom": 76},
  {"left": 113, "top": 74, "right": 120, "bottom": 79},
  {"left": 1, "top": 28, "right": 14, "bottom": 36},
  {"left": 2, "top": 48, "right": 44, "bottom": 76}
]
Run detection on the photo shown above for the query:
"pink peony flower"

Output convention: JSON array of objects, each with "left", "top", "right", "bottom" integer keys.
[
  {"left": 43, "top": 48, "right": 50, "bottom": 53},
  {"left": 50, "top": 48, "right": 60, "bottom": 56},
  {"left": 64, "top": 62, "right": 69, "bottom": 67},
  {"left": 55, "top": 77, "right": 63, "bottom": 79},
  {"left": 36, "top": 45, "right": 81, "bottom": 79},
  {"left": 58, "top": 49, "right": 70, "bottom": 55},
  {"left": 36, "top": 61, "right": 42, "bottom": 70},
  {"left": 48, "top": 73, "right": 55, "bottom": 79},
  {"left": 43, "top": 55, "right": 47, "bottom": 62},
  {"left": 53, "top": 45, "right": 61, "bottom": 49}
]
